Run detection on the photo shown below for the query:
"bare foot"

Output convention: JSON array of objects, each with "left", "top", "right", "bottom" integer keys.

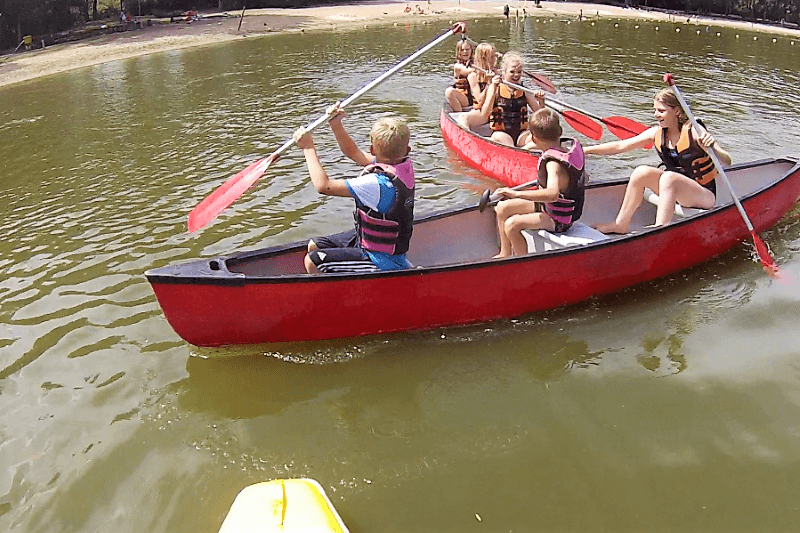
[
  {"left": 593, "top": 222, "right": 630, "bottom": 234},
  {"left": 493, "top": 252, "right": 510, "bottom": 259}
]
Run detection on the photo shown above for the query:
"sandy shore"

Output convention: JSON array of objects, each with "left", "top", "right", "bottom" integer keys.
[{"left": 1, "top": 0, "right": 798, "bottom": 88}]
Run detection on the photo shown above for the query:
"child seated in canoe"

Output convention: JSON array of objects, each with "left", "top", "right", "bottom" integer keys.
[
  {"left": 481, "top": 52, "right": 546, "bottom": 147},
  {"left": 293, "top": 105, "right": 415, "bottom": 274},
  {"left": 444, "top": 39, "right": 475, "bottom": 112},
  {"left": 492, "top": 109, "right": 587, "bottom": 258},
  {"left": 454, "top": 42, "right": 498, "bottom": 130},
  {"left": 583, "top": 87, "right": 731, "bottom": 234}
]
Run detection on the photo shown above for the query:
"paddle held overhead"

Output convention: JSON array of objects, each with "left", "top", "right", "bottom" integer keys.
[{"left": 187, "top": 22, "right": 467, "bottom": 233}]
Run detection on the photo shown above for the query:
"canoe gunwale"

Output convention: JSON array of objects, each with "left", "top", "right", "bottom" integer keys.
[{"left": 146, "top": 156, "right": 800, "bottom": 287}]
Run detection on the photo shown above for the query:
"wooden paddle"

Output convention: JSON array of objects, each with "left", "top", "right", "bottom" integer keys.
[
  {"left": 463, "top": 37, "right": 558, "bottom": 94},
  {"left": 187, "top": 23, "right": 466, "bottom": 233},
  {"left": 664, "top": 73, "right": 779, "bottom": 277}
]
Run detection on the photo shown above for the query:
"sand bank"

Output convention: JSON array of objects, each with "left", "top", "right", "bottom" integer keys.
[{"left": 1, "top": 0, "right": 797, "bottom": 88}]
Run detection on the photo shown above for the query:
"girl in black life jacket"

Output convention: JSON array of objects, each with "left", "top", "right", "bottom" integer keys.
[
  {"left": 480, "top": 52, "right": 546, "bottom": 148},
  {"left": 584, "top": 87, "right": 731, "bottom": 234}
]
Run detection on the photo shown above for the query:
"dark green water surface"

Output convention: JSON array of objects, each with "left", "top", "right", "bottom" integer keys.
[{"left": 2, "top": 14, "right": 800, "bottom": 532}]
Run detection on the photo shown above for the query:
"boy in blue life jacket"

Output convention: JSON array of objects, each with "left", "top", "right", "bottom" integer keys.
[{"left": 293, "top": 106, "right": 415, "bottom": 274}]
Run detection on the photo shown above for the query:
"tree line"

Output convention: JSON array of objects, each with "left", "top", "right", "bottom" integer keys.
[{"left": 1, "top": 0, "right": 797, "bottom": 50}]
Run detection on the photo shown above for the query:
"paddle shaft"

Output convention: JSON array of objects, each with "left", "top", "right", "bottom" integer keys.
[
  {"left": 276, "top": 27, "right": 459, "bottom": 160},
  {"left": 188, "top": 25, "right": 462, "bottom": 232}
]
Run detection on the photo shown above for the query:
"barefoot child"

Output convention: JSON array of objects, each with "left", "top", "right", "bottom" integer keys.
[
  {"left": 493, "top": 109, "right": 586, "bottom": 258},
  {"left": 444, "top": 39, "right": 475, "bottom": 112},
  {"left": 294, "top": 106, "right": 415, "bottom": 274},
  {"left": 482, "top": 52, "right": 546, "bottom": 147},
  {"left": 584, "top": 87, "right": 731, "bottom": 234}
]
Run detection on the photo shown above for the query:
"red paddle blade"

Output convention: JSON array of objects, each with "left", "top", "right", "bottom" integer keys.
[
  {"left": 187, "top": 155, "right": 275, "bottom": 233},
  {"left": 561, "top": 110, "right": 603, "bottom": 140},
  {"left": 604, "top": 116, "right": 653, "bottom": 149},
  {"left": 751, "top": 230, "right": 780, "bottom": 278},
  {"left": 524, "top": 70, "right": 558, "bottom": 94}
]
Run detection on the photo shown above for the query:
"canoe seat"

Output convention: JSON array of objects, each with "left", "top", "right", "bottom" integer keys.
[
  {"left": 524, "top": 222, "right": 609, "bottom": 253},
  {"left": 643, "top": 188, "right": 706, "bottom": 218}
]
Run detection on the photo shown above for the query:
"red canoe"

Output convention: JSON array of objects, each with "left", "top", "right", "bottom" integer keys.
[
  {"left": 440, "top": 103, "right": 540, "bottom": 186},
  {"left": 146, "top": 157, "right": 800, "bottom": 347}
]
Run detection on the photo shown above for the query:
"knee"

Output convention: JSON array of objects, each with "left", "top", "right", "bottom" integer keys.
[
  {"left": 629, "top": 165, "right": 651, "bottom": 183},
  {"left": 659, "top": 172, "right": 682, "bottom": 193},
  {"left": 504, "top": 215, "right": 523, "bottom": 234},
  {"left": 304, "top": 253, "right": 318, "bottom": 274},
  {"left": 307, "top": 239, "right": 317, "bottom": 253}
]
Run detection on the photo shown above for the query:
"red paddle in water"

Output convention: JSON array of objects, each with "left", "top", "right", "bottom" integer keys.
[
  {"left": 188, "top": 23, "right": 466, "bottom": 233},
  {"left": 665, "top": 73, "right": 779, "bottom": 277},
  {"left": 545, "top": 96, "right": 652, "bottom": 146}
]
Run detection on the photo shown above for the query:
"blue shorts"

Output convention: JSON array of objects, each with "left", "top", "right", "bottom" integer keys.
[{"left": 308, "top": 230, "right": 379, "bottom": 274}]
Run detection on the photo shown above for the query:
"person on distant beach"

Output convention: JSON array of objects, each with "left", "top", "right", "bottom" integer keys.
[
  {"left": 584, "top": 87, "right": 731, "bottom": 234},
  {"left": 482, "top": 51, "right": 546, "bottom": 147},
  {"left": 294, "top": 106, "right": 415, "bottom": 274},
  {"left": 493, "top": 109, "right": 586, "bottom": 258},
  {"left": 444, "top": 39, "right": 475, "bottom": 111}
]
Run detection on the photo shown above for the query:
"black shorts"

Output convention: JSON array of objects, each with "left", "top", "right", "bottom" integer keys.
[{"left": 308, "top": 230, "right": 379, "bottom": 274}]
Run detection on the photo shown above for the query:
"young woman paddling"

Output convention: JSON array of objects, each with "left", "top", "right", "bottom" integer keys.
[
  {"left": 584, "top": 87, "right": 731, "bottom": 234},
  {"left": 481, "top": 52, "right": 546, "bottom": 147}
]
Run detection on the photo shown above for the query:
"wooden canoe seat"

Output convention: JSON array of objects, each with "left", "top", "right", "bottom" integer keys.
[
  {"left": 523, "top": 222, "right": 609, "bottom": 253},
  {"left": 643, "top": 188, "right": 706, "bottom": 218}
]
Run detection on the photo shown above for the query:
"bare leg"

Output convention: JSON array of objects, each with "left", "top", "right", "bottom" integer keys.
[
  {"left": 446, "top": 87, "right": 469, "bottom": 112},
  {"left": 307, "top": 239, "right": 318, "bottom": 253},
  {"left": 595, "top": 165, "right": 663, "bottom": 234},
  {"left": 304, "top": 253, "right": 319, "bottom": 274},
  {"left": 491, "top": 131, "right": 515, "bottom": 147},
  {"left": 494, "top": 198, "right": 539, "bottom": 257},
  {"left": 516, "top": 130, "right": 532, "bottom": 147},
  {"left": 457, "top": 109, "right": 487, "bottom": 133},
  {"left": 654, "top": 171, "right": 716, "bottom": 226},
  {"left": 505, "top": 212, "right": 555, "bottom": 255}
]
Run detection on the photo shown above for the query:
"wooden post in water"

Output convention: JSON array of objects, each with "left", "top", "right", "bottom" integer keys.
[{"left": 238, "top": 4, "right": 246, "bottom": 31}]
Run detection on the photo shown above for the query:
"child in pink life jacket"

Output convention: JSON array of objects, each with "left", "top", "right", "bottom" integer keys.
[
  {"left": 493, "top": 109, "right": 587, "bottom": 258},
  {"left": 294, "top": 105, "right": 415, "bottom": 274}
]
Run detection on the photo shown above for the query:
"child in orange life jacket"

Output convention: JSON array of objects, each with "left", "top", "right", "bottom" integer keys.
[
  {"left": 453, "top": 42, "right": 498, "bottom": 131},
  {"left": 584, "top": 87, "right": 731, "bottom": 234},
  {"left": 493, "top": 109, "right": 587, "bottom": 258},
  {"left": 444, "top": 39, "right": 475, "bottom": 112},
  {"left": 481, "top": 52, "right": 546, "bottom": 147},
  {"left": 293, "top": 105, "right": 414, "bottom": 274}
]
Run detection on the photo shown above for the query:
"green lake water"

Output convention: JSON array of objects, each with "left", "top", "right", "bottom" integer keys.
[{"left": 2, "top": 13, "right": 800, "bottom": 532}]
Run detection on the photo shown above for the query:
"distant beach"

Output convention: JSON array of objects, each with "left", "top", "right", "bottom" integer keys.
[{"left": 1, "top": 0, "right": 798, "bottom": 88}]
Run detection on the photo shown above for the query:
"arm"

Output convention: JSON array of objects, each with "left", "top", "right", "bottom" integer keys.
[
  {"left": 692, "top": 125, "right": 732, "bottom": 167},
  {"left": 327, "top": 104, "right": 373, "bottom": 167},
  {"left": 495, "top": 161, "right": 565, "bottom": 203},
  {"left": 525, "top": 89, "right": 545, "bottom": 112},
  {"left": 583, "top": 126, "right": 659, "bottom": 156},
  {"left": 466, "top": 71, "right": 485, "bottom": 104},
  {"left": 479, "top": 75, "right": 501, "bottom": 121},
  {"left": 293, "top": 128, "right": 353, "bottom": 198}
]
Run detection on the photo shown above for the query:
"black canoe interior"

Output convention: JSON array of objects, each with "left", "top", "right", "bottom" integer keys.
[{"left": 221, "top": 159, "right": 797, "bottom": 278}]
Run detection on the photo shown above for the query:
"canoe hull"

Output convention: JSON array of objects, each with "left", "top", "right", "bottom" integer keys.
[
  {"left": 147, "top": 158, "right": 800, "bottom": 347},
  {"left": 439, "top": 105, "right": 540, "bottom": 186}
]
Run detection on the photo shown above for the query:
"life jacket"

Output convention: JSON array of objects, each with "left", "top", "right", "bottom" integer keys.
[
  {"left": 453, "top": 59, "right": 472, "bottom": 91},
  {"left": 537, "top": 138, "right": 586, "bottom": 228},
  {"left": 490, "top": 84, "right": 528, "bottom": 136},
  {"left": 472, "top": 80, "right": 489, "bottom": 110},
  {"left": 654, "top": 121, "right": 717, "bottom": 188},
  {"left": 354, "top": 159, "right": 415, "bottom": 256}
]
